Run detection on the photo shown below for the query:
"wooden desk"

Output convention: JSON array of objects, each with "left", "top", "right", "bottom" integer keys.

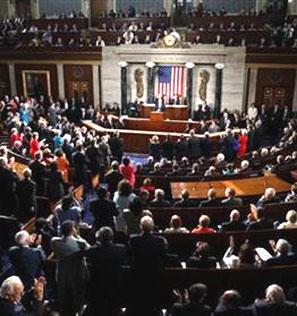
[
  {"left": 170, "top": 174, "right": 291, "bottom": 199},
  {"left": 140, "top": 104, "right": 189, "bottom": 120},
  {"left": 83, "top": 120, "right": 240, "bottom": 153}
]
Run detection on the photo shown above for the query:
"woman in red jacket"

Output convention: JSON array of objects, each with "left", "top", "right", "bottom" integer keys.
[
  {"left": 237, "top": 129, "right": 248, "bottom": 158},
  {"left": 119, "top": 156, "right": 135, "bottom": 186},
  {"left": 29, "top": 132, "right": 41, "bottom": 158}
]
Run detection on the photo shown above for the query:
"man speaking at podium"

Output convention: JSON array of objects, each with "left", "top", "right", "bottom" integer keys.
[{"left": 154, "top": 94, "right": 166, "bottom": 112}]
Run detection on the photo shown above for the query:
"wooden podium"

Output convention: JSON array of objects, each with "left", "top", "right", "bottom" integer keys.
[{"left": 150, "top": 111, "right": 167, "bottom": 121}]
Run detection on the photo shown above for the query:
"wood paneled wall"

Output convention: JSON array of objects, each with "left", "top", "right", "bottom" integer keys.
[
  {"left": 14, "top": 64, "right": 58, "bottom": 98},
  {"left": 255, "top": 68, "right": 296, "bottom": 108},
  {"left": 63, "top": 65, "right": 94, "bottom": 104}
]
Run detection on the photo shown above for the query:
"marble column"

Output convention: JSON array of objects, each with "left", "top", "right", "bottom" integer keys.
[
  {"left": 292, "top": 70, "right": 297, "bottom": 112},
  {"left": 8, "top": 0, "right": 16, "bottom": 17},
  {"left": 8, "top": 64, "right": 16, "bottom": 96},
  {"left": 92, "top": 65, "right": 100, "bottom": 108},
  {"left": 0, "top": 0, "right": 9, "bottom": 17},
  {"left": 81, "top": 0, "right": 91, "bottom": 19},
  {"left": 107, "top": 0, "right": 116, "bottom": 11},
  {"left": 120, "top": 65, "right": 128, "bottom": 115},
  {"left": 163, "top": 0, "right": 173, "bottom": 15},
  {"left": 214, "top": 68, "right": 223, "bottom": 118},
  {"left": 288, "top": 0, "right": 297, "bottom": 15},
  {"left": 256, "top": 0, "right": 267, "bottom": 12},
  {"left": 247, "top": 68, "right": 258, "bottom": 106},
  {"left": 57, "top": 64, "right": 65, "bottom": 100},
  {"left": 30, "top": 0, "right": 40, "bottom": 18},
  {"left": 147, "top": 66, "right": 155, "bottom": 104},
  {"left": 186, "top": 67, "right": 194, "bottom": 114}
]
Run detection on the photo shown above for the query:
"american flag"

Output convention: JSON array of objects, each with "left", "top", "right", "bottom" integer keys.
[{"left": 156, "top": 66, "right": 186, "bottom": 103}]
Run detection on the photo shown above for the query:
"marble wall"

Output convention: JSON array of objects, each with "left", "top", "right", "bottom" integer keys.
[{"left": 101, "top": 45, "right": 246, "bottom": 113}]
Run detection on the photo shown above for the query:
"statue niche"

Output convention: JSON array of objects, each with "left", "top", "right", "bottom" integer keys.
[
  {"left": 134, "top": 68, "right": 144, "bottom": 98},
  {"left": 199, "top": 69, "right": 210, "bottom": 102}
]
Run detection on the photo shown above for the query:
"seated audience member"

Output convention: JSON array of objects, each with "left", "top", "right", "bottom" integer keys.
[
  {"left": 238, "top": 160, "right": 250, "bottom": 173},
  {"left": 150, "top": 189, "right": 172, "bottom": 207},
  {"left": 192, "top": 215, "right": 217, "bottom": 234},
  {"left": 149, "top": 162, "right": 164, "bottom": 176},
  {"left": 51, "top": 220, "right": 90, "bottom": 316},
  {"left": 90, "top": 187, "right": 118, "bottom": 231},
  {"left": 171, "top": 283, "right": 212, "bottom": 316},
  {"left": 247, "top": 207, "right": 274, "bottom": 231},
  {"left": 174, "top": 189, "right": 194, "bottom": 207},
  {"left": 221, "top": 188, "right": 243, "bottom": 207},
  {"left": 278, "top": 210, "right": 297, "bottom": 229},
  {"left": 199, "top": 188, "right": 220, "bottom": 208},
  {"left": 252, "top": 284, "right": 297, "bottom": 316},
  {"left": 86, "top": 226, "right": 127, "bottom": 315},
  {"left": 187, "top": 162, "right": 202, "bottom": 177},
  {"left": 140, "top": 178, "right": 156, "bottom": 198},
  {"left": 104, "top": 160, "right": 124, "bottom": 197},
  {"left": 123, "top": 197, "right": 144, "bottom": 235},
  {"left": 119, "top": 157, "right": 135, "bottom": 186},
  {"left": 256, "top": 188, "right": 279, "bottom": 208},
  {"left": 236, "top": 241, "right": 258, "bottom": 269},
  {"left": 53, "top": 195, "right": 82, "bottom": 235},
  {"left": 187, "top": 241, "right": 216, "bottom": 268},
  {"left": 214, "top": 290, "right": 253, "bottom": 316},
  {"left": 220, "top": 209, "right": 246, "bottom": 232},
  {"left": 164, "top": 215, "right": 189, "bottom": 234},
  {"left": 285, "top": 183, "right": 297, "bottom": 203},
  {"left": 0, "top": 275, "right": 46, "bottom": 315},
  {"left": 113, "top": 179, "right": 137, "bottom": 232},
  {"left": 8, "top": 230, "right": 45, "bottom": 291},
  {"left": 264, "top": 239, "right": 296, "bottom": 267}
]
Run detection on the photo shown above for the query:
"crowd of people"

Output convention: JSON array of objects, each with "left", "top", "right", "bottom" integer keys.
[{"left": 0, "top": 91, "right": 297, "bottom": 315}]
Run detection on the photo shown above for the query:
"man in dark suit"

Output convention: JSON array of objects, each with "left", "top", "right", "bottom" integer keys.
[
  {"left": 150, "top": 189, "right": 172, "bottom": 207},
  {"left": 171, "top": 283, "right": 212, "bottom": 316},
  {"left": 174, "top": 190, "right": 194, "bottom": 207},
  {"left": 154, "top": 95, "right": 165, "bottom": 112},
  {"left": 29, "top": 151, "right": 47, "bottom": 196},
  {"left": 251, "top": 284, "right": 297, "bottom": 316},
  {"left": 104, "top": 160, "right": 123, "bottom": 197},
  {"left": 214, "top": 290, "right": 253, "bottom": 316},
  {"left": 90, "top": 187, "right": 119, "bottom": 231},
  {"left": 246, "top": 207, "right": 274, "bottom": 231},
  {"left": 220, "top": 209, "right": 246, "bottom": 232},
  {"left": 128, "top": 216, "right": 167, "bottom": 315},
  {"left": 16, "top": 169, "right": 36, "bottom": 223},
  {"left": 199, "top": 188, "right": 220, "bottom": 208},
  {"left": 86, "top": 226, "right": 127, "bottom": 316},
  {"left": 8, "top": 230, "right": 45, "bottom": 291},
  {"left": 0, "top": 157, "right": 19, "bottom": 216},
  {"left": 263, "top": 239, "right": 297, "bottom": 267},
  {"left": 221, "top": 188, "right": 243, "bottom": 207}
]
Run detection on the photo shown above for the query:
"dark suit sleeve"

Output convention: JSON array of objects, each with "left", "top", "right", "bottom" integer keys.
[{"left": 171, "top": 303, "right": 184, "bottom": 316}]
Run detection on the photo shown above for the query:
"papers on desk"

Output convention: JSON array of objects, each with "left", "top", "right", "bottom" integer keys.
[{"left": 255, "top": 247, "right": 273, "bottom": 262}]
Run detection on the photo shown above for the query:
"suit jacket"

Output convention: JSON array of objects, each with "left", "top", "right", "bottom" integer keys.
[
  {"left": 220, "top": 220, "right": 246, "bottom": 232},
  {"left": 129, "top": 232, "right": 167, "bottom": 273},
  {"left": 154, "top": 97, "right": 165, "bottom": 111},
  {"left": 90, "top": 198, "right": 118, "bottom": 230},
  {"left": 16, "top": 178, "right": 36, "bottom": 222},
  {"left": 86, "top": 242, "right": 127, "bottom": 295},
  {"left": 263, "top": 254, "right": 297, "bottom": 267},
  {"left": 104, "top": 170, "right": 123, "bottom": 196},
  {"left": 8, "top": 245, "right": 45, "bottom": 290},
  {"left": 214, "top": 302, "right": 253, "bottom": 316},
  {"left": 29, "top": 160, "right": 46, "bottom": 195},
  {"left": 221, "top": 197, "right": 243, "bottom": 207},
  {"left": 247, "top": 218, "right": 274, "bottom": 231},
  {"left": 252, "top": 300, "right": 297, "bottom": 316},
  {"left": 199, "top": 198, "right": 220, "bottom": 208},
  {"left": 172, "top": 302, "right": 212, "bottom": 316}
]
